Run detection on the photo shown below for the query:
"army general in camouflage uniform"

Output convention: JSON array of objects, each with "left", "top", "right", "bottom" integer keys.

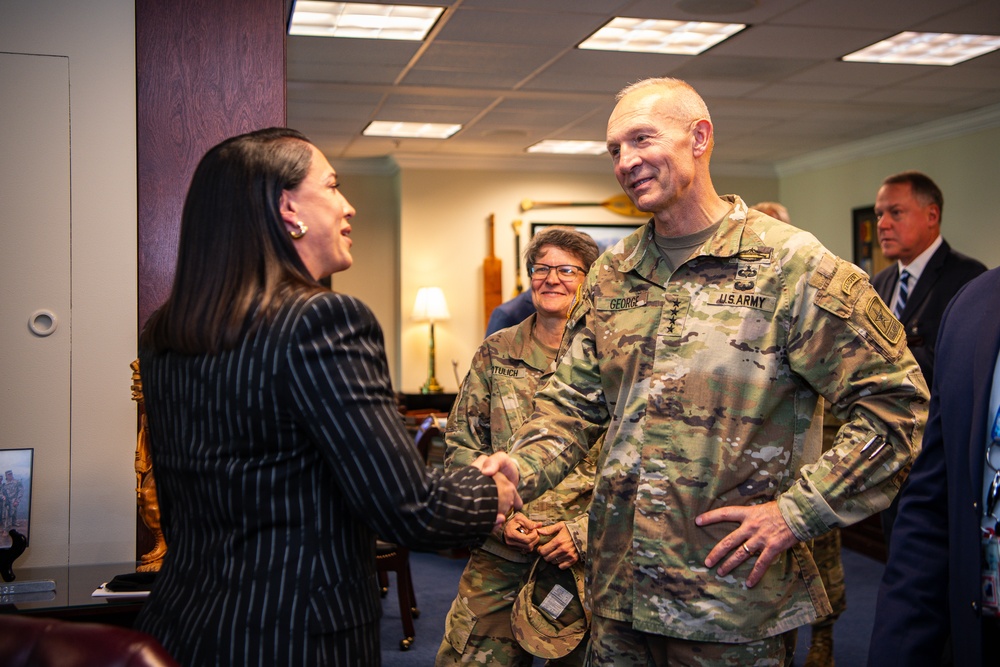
[
  {"left": 482, "top": 78, "right": 929, "bottom": 666},
  {"left": 436, "top": 228, "right": 601, "bottom": 666}
]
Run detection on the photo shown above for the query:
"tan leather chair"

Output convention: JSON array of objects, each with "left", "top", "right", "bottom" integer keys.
[{"left": 0, "top": 614, "right": 179, "bottom": 667}]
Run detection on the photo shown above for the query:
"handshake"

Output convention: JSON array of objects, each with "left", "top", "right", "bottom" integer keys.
[{"left": 470, "top": 452, "right": 524, "bottom": 527}]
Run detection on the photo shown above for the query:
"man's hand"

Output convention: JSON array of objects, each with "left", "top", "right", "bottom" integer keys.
[
  {"left": 474, "top": 452, "right": 521, "bottom": 487},
  {"left": 536, "top": 522, "right": 579, "bottom": 570},
  {"left": 504, "top": 513, "right": 541, "bottom": 553},
  {"left": 472, "top": 455, "right": 523, "bottom": 526},
  {"left": 695, "top": 501, "right": 799, "bottom": 588}
]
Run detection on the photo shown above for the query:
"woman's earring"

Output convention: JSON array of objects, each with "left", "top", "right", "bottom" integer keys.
[{"left": 289, "top": 220, "right": 308, "bottom": 239}]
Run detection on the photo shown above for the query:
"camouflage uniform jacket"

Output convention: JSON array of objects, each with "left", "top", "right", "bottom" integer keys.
[
  {"left": 509, "top": 195, "right": 928, "bottom": 642},
  {"left": 446, "top": 314, "right": 598, "bottom": 564}
]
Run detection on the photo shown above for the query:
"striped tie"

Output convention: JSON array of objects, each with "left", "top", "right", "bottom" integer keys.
[{"left": 894, "top": 270, "right": 910, "bottom": 318}]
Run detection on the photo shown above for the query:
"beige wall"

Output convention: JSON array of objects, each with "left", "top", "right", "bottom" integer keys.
[
  {"left": 3, "top": 0, "right": 997, "bottom": 568},
  {"left": 332, "top": 160, "right": 402, "bottom": 381},
  {"left": 391, "top": 168, "right": 777, "bottom": 394},
  {"left": 780, "top": 124, "right": 1000, "bottom": 267},
  {"left": 337, "top": 121, "right": 1000, "bottom": 396},
  {"left": 1, "top": 0, "right": 138, "bottom": 565}
]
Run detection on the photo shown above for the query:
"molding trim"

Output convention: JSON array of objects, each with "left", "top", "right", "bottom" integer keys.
[{"left": 775, "top": 103, "right": 1000, "bottom": 177}]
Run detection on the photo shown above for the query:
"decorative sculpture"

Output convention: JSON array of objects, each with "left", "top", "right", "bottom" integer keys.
[{"left": 131, "top": 359, "right": 166, "bottom": 573}]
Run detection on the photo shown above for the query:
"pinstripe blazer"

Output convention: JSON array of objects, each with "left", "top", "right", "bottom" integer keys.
[{"left": 134, "top": 291, "right": 498, "bottom": 666}]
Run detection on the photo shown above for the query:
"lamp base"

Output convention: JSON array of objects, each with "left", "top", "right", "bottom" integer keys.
[{"left": 420, "top": 377, "right": 444, "bottom": 394}]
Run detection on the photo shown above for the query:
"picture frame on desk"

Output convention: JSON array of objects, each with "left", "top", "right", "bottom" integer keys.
[
  {"left": 0, "top": 448, "right": 32, "bottom": 549},
  {"left": 531, "top": 222, "right": 642, "bottom": 255}
]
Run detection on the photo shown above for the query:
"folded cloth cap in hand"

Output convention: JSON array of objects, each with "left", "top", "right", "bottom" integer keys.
[{"left": 511, "top": 556, "right": 590, "bottom": 659}]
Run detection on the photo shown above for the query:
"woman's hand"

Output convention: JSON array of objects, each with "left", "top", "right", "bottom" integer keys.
[
  {"left": 504, "top": 513, "right": 541, "bottom": 553},
  {"left": 474, "top": 452, "right": 520, "bottom": 487},
  {"left": 536, "top": 522, "right": 579, "bottom": 569},
  {"left": 472, "top": 454, "right": 523, "bottom": 526},
  {"left": 487, "top": 469, "right": 522, "bottom": 527}
]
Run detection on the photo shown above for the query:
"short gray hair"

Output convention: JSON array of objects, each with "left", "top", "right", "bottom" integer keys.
[{"left": 524, "top": 227, "right": 600, "bottom": 271}]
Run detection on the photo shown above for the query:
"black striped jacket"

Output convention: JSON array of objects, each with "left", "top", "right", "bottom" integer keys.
[{"left": 135, "top": 291, "right": 497, "bottom": 666}]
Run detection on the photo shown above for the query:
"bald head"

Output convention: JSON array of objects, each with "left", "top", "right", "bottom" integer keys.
[
  {"left": 606, "top": 77, "right": 726, "bottom": 234},
  {"left": 614, "top": 78, "right": 714, "bottom": 157}
]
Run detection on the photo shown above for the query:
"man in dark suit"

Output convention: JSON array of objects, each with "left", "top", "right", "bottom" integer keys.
[
  {"left": 871, "top": 171, "right": 986, "bottom": 544},
  {"left": 871, "top": 170, "right": 986, "bottom": 389},
  {"left": 486, "top": 289, "right": 535, "bottom": 336},
  {"left": 867, "top": 266, "right": 1000, "bottom": 667}
]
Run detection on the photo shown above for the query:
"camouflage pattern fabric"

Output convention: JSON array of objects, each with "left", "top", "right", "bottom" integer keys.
[
  {"left": 809, "top": 528, "right": 846, "bottom": 626},
  {"left": 436, "top": 314, "right": 597, "bottom": 665},
  {"left": 509, "top": 195, "right": 929, "bottom": 643},
  {"left": 587, "top": 614, "right": 789, "bottom": 666},
  {"left": 810, "top": 404, "right": 848, "bottom": 627}
]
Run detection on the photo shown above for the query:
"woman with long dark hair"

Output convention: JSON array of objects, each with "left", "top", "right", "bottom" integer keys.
[{"left": 135, "top": 128, "right": 518, "bottom": 666}]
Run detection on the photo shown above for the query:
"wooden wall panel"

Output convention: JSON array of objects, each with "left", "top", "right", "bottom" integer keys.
[
  {"left": 137, "top": 0, "right": 287, "bottom": 328},
  {"left": 135, "top": 0, "right": 287, "bottom": 557}
]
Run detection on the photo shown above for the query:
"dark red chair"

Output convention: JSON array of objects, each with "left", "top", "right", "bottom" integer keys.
[
  {"left": 0, "top": 614, "right": 179, "bottom": 667},
  {"left": 376, "top": 539, "right": 419, "bottom": 650}
]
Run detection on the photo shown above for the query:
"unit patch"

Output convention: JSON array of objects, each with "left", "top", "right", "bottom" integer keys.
[
  {"left": 864, "top": 296, "right": 903, "bottom": 345},
  {"left": 842, "top": 272, "right": 862, "bottom": 296}
]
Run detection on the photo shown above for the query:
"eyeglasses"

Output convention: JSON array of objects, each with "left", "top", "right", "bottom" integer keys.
[{"left": 527, "top": 264, "right": 586, "bottom": 280}]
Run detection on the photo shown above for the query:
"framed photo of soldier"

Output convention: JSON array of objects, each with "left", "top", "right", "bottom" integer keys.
[{"left": 0, "top": 448, "right": 33, "bottom": 548}]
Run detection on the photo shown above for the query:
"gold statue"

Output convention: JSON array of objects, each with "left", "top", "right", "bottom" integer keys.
[{"left": 132, "top": 359, "right": 167, "bottom": 572}]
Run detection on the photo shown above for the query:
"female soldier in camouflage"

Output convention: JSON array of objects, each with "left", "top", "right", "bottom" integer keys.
[{"left": 435, "top": 227, "right": 601, "bottom": 666}]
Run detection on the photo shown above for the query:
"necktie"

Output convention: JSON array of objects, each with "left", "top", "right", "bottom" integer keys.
[{"left": 894, "top": 270, "right": 910, "bottom": 318}]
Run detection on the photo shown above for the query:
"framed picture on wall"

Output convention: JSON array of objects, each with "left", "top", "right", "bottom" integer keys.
[
  {"left": 531, "top": 222, "right": 642, "bottom": 255},
  {"left": 852, "top": 205, "right": 891, "bottom": 278},
  {"left": 0, "top": 448, "right": 33, "bottom": 548}
]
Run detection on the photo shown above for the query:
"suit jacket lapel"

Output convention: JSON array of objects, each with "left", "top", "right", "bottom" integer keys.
[
  {"left": 874, "top": 266, "right": 896, "bottom": 304},
  {"left": 900, "top": 241, "right": 949, "bottom": 322}
]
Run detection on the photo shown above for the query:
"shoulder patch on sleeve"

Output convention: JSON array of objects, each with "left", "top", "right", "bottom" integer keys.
[
  {"left": 812, "top": 257, "right": 906, "bottom": 361},
  {"left": 811, "top": 256, "right": 862, "bottom": 318},
  {"left": 863, "top": 296, "right": 904, "bottom": 345}
]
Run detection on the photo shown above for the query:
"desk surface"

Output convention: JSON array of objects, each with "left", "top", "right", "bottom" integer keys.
[{"left": 0, "top": 562, "right": 144, "bottom": 619}]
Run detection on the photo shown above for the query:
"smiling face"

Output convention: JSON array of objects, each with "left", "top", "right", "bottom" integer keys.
[
  {"left": 875, "top": 182, "right": 940, "bottom": 264},
  {"left": 280, "top": 144, "right": 356, "bottom": 279},
  {"left": 529, "top": 245, "right": 587, "bottom": 320},
  {"left": 606, "top": 84, "right": 712, "bottom": 229}
]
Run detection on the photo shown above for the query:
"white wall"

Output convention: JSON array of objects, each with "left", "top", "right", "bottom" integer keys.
[{"left": 1, "top": 0, "right": 138, "bottom": 566}]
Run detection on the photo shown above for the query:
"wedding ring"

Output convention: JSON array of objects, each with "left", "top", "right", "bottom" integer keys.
[{"left": 742, "top": 543, "right": 752, "bottom": 555}]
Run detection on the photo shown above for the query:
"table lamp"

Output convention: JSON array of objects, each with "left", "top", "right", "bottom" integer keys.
[{"left": 412, "top": 287, "right": 450, "bottom": 394}]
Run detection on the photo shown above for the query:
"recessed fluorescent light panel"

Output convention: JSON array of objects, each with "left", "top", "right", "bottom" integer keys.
[
  {"left": 363, "top": 121, "right": 461, "bottom": 139},
  {"left": 289, "top": 1, "right": 444, "bottom": 41},
  {"left": 527, "top": 140, "right": 608, "bottom": 155},
  {"left": 842, "top": 31, "right": 1000, "bottom": 66},
  {"left": 579, "top": 17, "right": 745, "bottom": 55}
]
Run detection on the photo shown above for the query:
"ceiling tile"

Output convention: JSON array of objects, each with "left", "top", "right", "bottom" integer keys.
[{"left": 286, "top": 0, "right": 1000, "bottom": 172}]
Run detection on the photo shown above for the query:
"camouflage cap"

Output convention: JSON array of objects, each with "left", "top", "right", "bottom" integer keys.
[{"left": 510, "top": 556, "right": 590, "bottom": 659}]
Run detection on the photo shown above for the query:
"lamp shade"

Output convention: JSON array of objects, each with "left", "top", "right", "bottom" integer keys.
[{"left": 411, "top": 287, "right": 451, "bottom": 322}]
